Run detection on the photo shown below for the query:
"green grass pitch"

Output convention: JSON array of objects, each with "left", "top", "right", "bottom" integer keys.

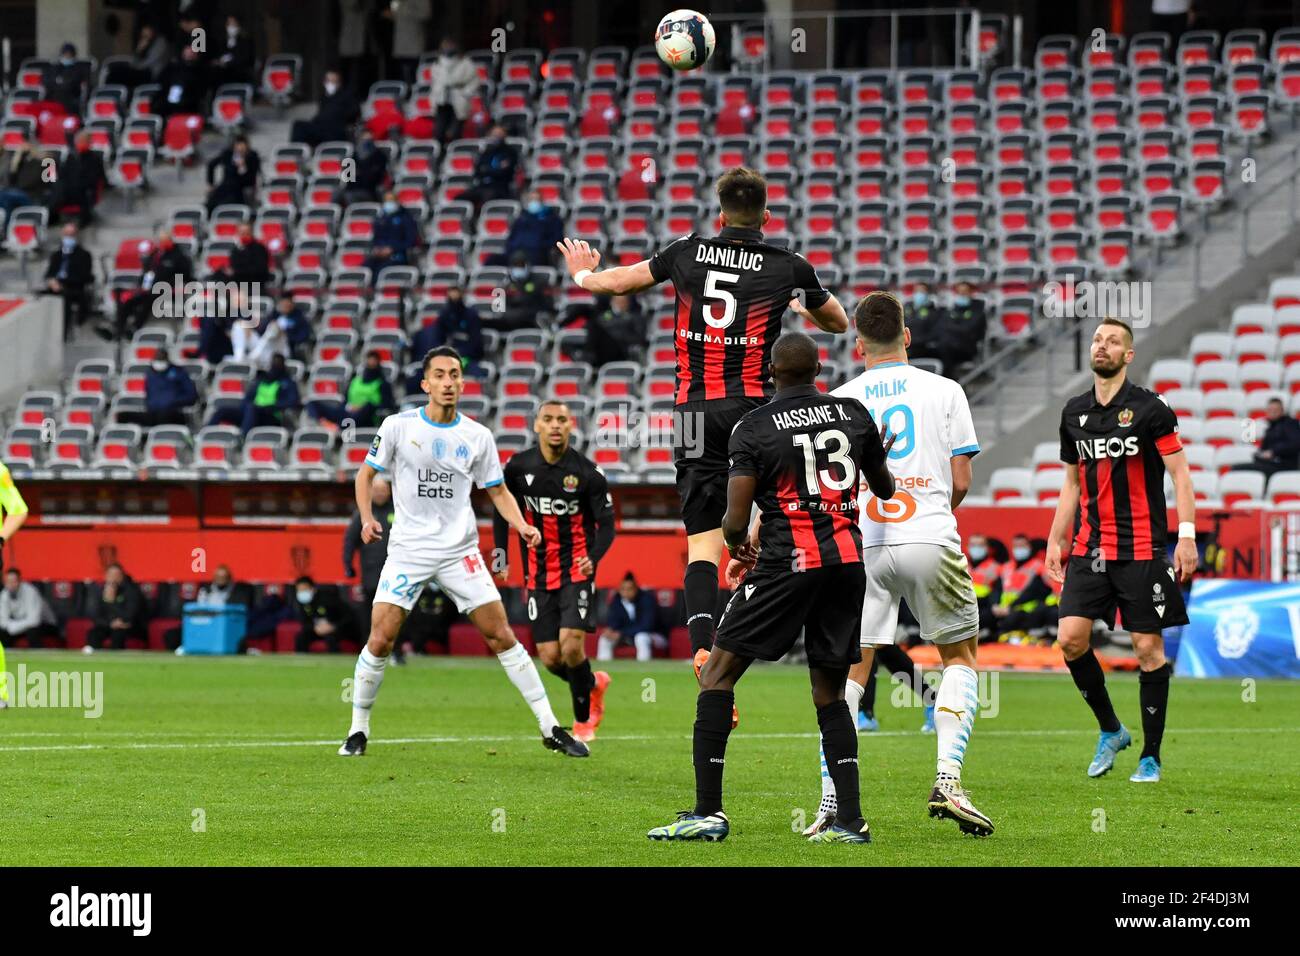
[{"left": 1, "top": 650, "right": 1296, "bottom": 866}]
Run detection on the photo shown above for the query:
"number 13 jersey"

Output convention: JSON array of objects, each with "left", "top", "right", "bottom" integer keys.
[{"left": 832, "top": 362, "right": 980, "bottom": 551}]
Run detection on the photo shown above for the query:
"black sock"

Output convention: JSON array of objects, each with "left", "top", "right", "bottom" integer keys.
[
  {"left": 862, "top": 657, "right": 877, "bottom": 717},
  {"left": 818, "top": 701, "right": 862, "bottom": 827},
  {"left": 877, "top": 643, "right": 929, "bottom": 704},
  {"left": 1139, "top": 663, "right": 1171, "bottom": 762},
  {"left": 693, "top": 689, "right": 734, "bottom": 816},
  {"left": 568, "top": 658, "right": 595, "bottom": 723},
  {"left": 1065, "top": 649, "right": 1122, "bottom": 734},
  {"left": 544, "top": 661, "right": 569, "bottom": 682},
  {"left": 684, "top": 560, "right": 719, "bottom": 655}
]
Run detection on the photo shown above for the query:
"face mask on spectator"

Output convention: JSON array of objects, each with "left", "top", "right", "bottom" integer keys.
[
  {"left": 953, "top": 294, "right": 970, "bottom": 307},
  {"left": 912, "top": 291, "right": 928, "bottom": 307},
  {"left": 277, "top": 315, "right": 294, "bottom": 330},
  {"left": 382, "top": 200, "right": 398, "bottom": 214},
  {"left": 296, "top": 588, "right": 314, "bottom": 604},
  {"left": 152, "top": 360, "right": 168, "bottom": 373},
  {"left": 227, "top": 26, "right": 239, "bottom": 37},
  {"left": 526, "top": 200, "right": 543, "bottom": 215},
  {"left": 239, "top": 233, "right": 252, "bottom": 246},
  {"left": 61, "top": 237, "right": 76, "bottom": 251},
  {"left": 968, "top": 544, "right": 988, "bottom": 563},
  {"left": 363, "top": 364, "right": 381, "bottom": 380},
  {"left": 60, "top": 56, "right": 74, "bottom": 67},
  {"left": 76, "top": 140, "right": 90, "bottom": 153},
  {"left": 324, "top": 81, "right": 338, "bottom": 96},
  {"left": 1012, "top": 545, "right": 1031, "bottom": 562},
  {"left": 510, "top": 267, "right": 527, "bottom": 280}
]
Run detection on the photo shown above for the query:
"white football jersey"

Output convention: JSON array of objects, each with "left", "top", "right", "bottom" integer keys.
[
  {"left": 831, "top": 361, "right": 979, "bottom": 550},
  {"left": 364, "top": 408, "right": 504, "bottom": 558}
]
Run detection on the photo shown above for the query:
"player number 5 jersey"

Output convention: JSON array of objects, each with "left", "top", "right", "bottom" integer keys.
[
  {"left": 832, "top": 362, "right": 980, "bottom": 550},
  {"left": 364, "top": 409, "right": 503, "bottom": 557}
]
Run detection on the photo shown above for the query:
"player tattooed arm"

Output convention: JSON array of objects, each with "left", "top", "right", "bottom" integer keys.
[
  {"left": 1162, "top": 449, "right": 1199, "bottom": 584},
  {"left": 556, "top": 237, "right": 659, "bottom": 295},
  {"left": 1045, "top": 466, "right": 1081, "bottom": 584},
  {"left": 485, "top": 483, "right": 542, "bottom": 549},
  {"left": 355, "top": 463, "right": 385, "bottom": 544}
]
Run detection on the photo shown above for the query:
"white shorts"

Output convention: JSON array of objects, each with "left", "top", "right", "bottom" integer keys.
[
  {"left": 375, "top": 546, "right": 501, "bottom": 614},
  {"left": 859, "top": 543, "right": 979, "bottom": 646}
]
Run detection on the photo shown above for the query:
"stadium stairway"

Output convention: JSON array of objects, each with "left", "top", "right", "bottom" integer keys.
[{"left": 968, "top": 127, "right": 1300, "bottom": 494}]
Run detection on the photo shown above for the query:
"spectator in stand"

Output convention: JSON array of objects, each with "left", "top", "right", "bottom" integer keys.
[
  {"left": 44, "top": 223, "right": 93, "bottom": 342},
  {"left": 582, "top": 294, "right": 645, "bottom": 367},
  {"left": 1150, "top": 0, "right": 1193, "bottom": 43},
  {"left": 232, "top": 308, "right": 292, "bottom": 369},
  {"left": 290, "top": 69, "right": 360, "bottom": 148},
  {"left": 49, "top": 131, "right": 105, "bottom": 226},
  {"left": 118, "top": 349, "right": 199, "bottom": 428},
  {"left": 197, "top": 564, "right": 253, "bottom": 607},
  {"left": 42, "top": 43, "right": 90, "bottom": 116},
  {"left": 85, "top": 564, "right": 146, "bottom": 651},
  {"left": 364, "top": 190, "right": 421, "bottom": 274},
  {"left": 992, "top": 535, "right": 1055, "bottom": 644},
  {"left": 307, "top": 349, "right": 395, "bottom": 429},
  {"left": 205, "top": 135, "right": 262, "bottom": 214},
  {"left": 481, "top": 251, "right": 553, "bottom": 332},
  {"left": 339, "top": 0, "right": 380, "bottom": 94},
  {"left": 408, "top": 286, "right": 485, "bottom": 384},
  {"left": 1234, "top": 397, "right": 1300, "bottom": 477},
  {"left": 428, "top": 36, "right": 478, "bottom": 143},
  {"left": 382, "top": 0, "right": 431, "bottom": 84},
  {"left": 99, "top": 228, "right": 193, "bottom": 340},
  {"left": 105, "top": 23, "right": 171, "bottom": 90},
  {"left": 267, "top": 294, "right": 313, "bottom": 358},
  {"left": 197, "top": 312, "right": 234, "bottom": 364},
  {"left": 151, "top": 45, "right": 210, "bottom": 118},
  {"left": 597, "top": 574, "right": 666, "bottom": 661},
  {"left": 0, "top": 568, "right": 58, "bottom": 649},
  {"left": 501, "top": 189, "right": 563, "bottom": 267},
  {"left": 339, "top": 129, "right": 388, "bottom": 205},
  {"left": 458, "top": 125, "right": 518, "bottom": 209},
  {"left": 902, "top": 282, "right": 947, "bottom": 368},
  {"left": 220, "top": 222, "right": 272, "bottom": 288},
  {"left": 932, "top": 280, "right": 987, "bottom": 377},
  {"left": 965, "top": 533, "right": 1003, "bottom": 642},
  {"left": 211, "top": 13, "right": 256, "bottom": 89},
  {"left": 206, "top": 352, "right": 301, "bottom": 435},
  {"left": 0, "top": 140, "right": 48, "bottom": 224},
  {"left": 293, "top": 576, "right": 360, "bottom": 653}
]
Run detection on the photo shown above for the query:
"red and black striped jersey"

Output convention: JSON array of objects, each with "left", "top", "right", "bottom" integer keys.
[
  {"left": 495, "top": 445, "right": 615, "bottom": 590},
  {"left": 728, "top": 384, "right": 885, "bottom": 570},
  {"left": 648, "top": 226, "right": 831, "bottom": 405},
  {"left": 1059, "top": 378, "right": 1183, "bottom": 562}
]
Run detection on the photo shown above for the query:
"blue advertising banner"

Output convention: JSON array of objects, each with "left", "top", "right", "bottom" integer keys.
[{"left": 1177, "top": 580, "right": 1300, "bottom": 679}]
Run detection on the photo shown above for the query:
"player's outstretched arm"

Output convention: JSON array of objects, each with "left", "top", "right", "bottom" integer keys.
[
  {"left": 789, "top": 294, "right": 849, "bottom": 334},
  {"left": 555, "top": 237, "right": 658, "bottom": 295},
  {"left": 1044, "top": 467, "right": 1080, "bottom": 583},
  {"left": 353, "top": 464, "right": 385, "bottom": 544},
  {"left": 1163, "top": 449, "right": 1199, "bottom": 584},
  {"left": 486, "top": 483, "right": 542, "bottom": 548}
]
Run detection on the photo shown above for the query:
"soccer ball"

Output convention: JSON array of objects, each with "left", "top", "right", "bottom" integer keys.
[{"left": 655, "top": 9, "right": 716, "bottom": 72}]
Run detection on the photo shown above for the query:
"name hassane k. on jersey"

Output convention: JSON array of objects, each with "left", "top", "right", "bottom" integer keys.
[{"left": 364, "top": 408, "right": 503, "bottom": 557}]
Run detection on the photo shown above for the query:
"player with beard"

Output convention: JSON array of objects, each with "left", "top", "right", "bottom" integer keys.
[{"left": 1046, "top": 319, "right": 1197, "bottom": 783}]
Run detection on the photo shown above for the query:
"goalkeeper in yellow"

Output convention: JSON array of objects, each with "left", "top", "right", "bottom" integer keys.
[{"left": 0, "top": 462, "right": 30, "bottom": 708}]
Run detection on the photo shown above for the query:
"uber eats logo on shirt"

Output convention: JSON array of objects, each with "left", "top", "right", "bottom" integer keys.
[{"left": 417, "top": 469, "right": 456, "bottom": 498}]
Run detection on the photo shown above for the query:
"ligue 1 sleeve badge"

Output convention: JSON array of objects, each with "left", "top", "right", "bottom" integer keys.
[
  {"left": 1117, "top": 408, "right": 1134, "bottom": 427},
  {"left": 563, "top": 474, "right": 580, "bottom": 492}
]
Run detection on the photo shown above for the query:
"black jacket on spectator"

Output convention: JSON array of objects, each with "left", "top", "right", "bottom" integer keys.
[
  {"left": 295, "top": 585, "right": 360, "bottom": 652},
  {"left": 291, "top": 87, "right": 360, "bottom": 147},
  {"left": 206, "top": 147, "right": 261, "bottom": 211},
  {"left": 343, "top": 501, "right": 396, "bottom": 593},
  {"left": 44, "top": 244, "right": 93, "bottom": 288},
  {"left": 225, "top": 238, "right": 271, "bottom": 285},
  {"left": 88, "top": 577, "right": 144, "bottom": 630},
  {"left": 51, "top": 148, "right": 105, "bottom": 219},
  {"left": 42, "top": 60, "right": 90, "bottom": 115},
  {"left": 932, "top": 297, "right": 987, "bottom": 377},
  {"left": 583, "top": 300, "right": 645, "bottom": 367},
  {"left": 198, "top": 314, "right": 234, "bottom": 364},
  {"left": 903, "top": 301, "right": 946, "bottom": 360},
  {"left": 0, "top": 148, "right": 47, "bottom": 201},
  {"left": 212, "top": 31, "right": 256, "bottom": 86},
  {"left": 1261, "top": 416, "right": 1300, "bottom": 470},
  {"left": 151, "top": 57, "right": 210, "bottom": 117}
]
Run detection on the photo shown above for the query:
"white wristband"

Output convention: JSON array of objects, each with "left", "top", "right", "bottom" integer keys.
[
  {"left": 573, "top": 269, "right": 593, "bottom": 289},
  {"left": 1178, "top": 522, "right": 1196, "bottom": 540}
]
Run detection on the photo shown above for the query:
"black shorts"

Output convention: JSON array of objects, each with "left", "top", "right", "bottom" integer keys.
[
  {"left": 714, "top": 562, "right": 866, "bottom": 669},
  {"left": 674, "top": 397, "right": 766, "bottom": 536},
  {"left": 526, "top": 582, "right": 596, "bottom": 642},
  {"left": 1058, "top": 555, "right": 1189, "bottom": 633}
]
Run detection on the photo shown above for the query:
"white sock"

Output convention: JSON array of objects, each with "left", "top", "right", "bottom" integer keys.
[
  {"left": 497, "top": 641, "right": 559, "bottom": 734},
  {"left": 633, "top": 632, "right": 653, "bottom": 661},
  {"left": 597, "top": 635, "right": 617, "bottom": 661},
  {"left": 934, "top": 663, "right": 979, "bottom": 779},
  {"left": 349, "top": 647, "right": 388, "bottom": 736},
  {"left": 817, "top": 679, "right": 864, "bottom": 814}
]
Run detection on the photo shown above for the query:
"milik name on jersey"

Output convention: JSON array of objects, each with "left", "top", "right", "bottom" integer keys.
[
  {"left": 1076, "top": 435, "right": 1141, "bottom": 459},
  {"left": 770, "top": 403, "right": 850, "bottom": 431},
  {"left": 694, "top": 245, "right": 764, "bottom": 271},
  {"left": 416, "top": 468, "right": 456, "bottom": 498}
]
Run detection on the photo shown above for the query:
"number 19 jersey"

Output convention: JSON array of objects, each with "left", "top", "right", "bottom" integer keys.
[{"left": 831, "top": 362, "right": 980, "bottom": 551}]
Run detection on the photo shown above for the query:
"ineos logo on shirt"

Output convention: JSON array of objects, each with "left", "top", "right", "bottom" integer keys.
[
  {"left": 1075, "top": 436, "right": 1140, "bottom": 459},
  {"left": 524, "top": 496, "right": 580, "bottom": 515}
]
